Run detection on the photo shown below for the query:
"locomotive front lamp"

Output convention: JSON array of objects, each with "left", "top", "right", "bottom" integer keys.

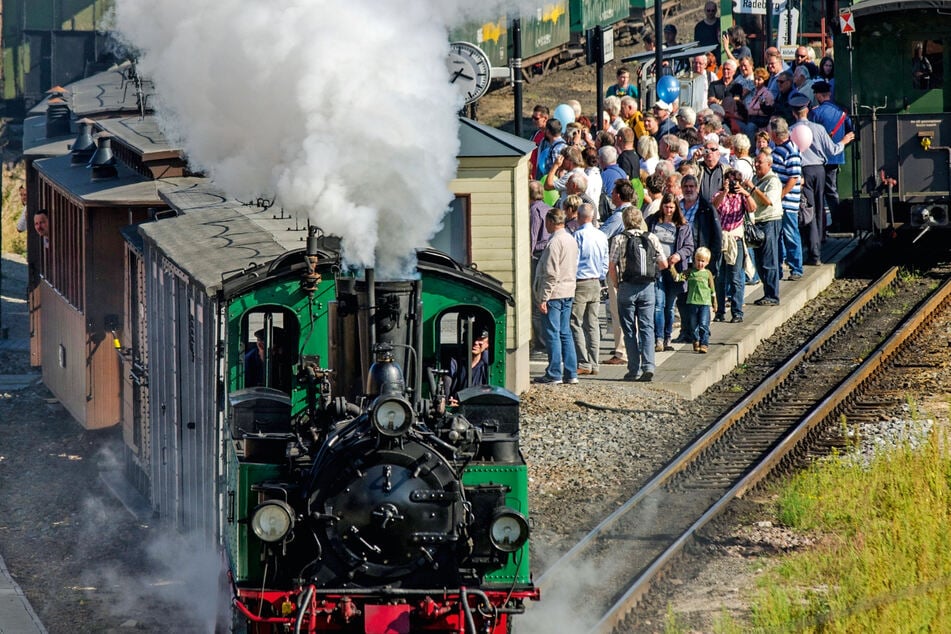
[
  {"left": 371, "top": 396, "right": 415, "bottom": 437},
  {"left": 489, "top": 509, "right": 529, "bottom": 553},
  {"left": 251, "top": 500, "right": 295, "bottom": 542}
]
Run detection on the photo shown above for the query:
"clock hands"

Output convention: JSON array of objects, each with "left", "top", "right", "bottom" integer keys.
[{"left": 450, "top": 66, "right": 475, "bottom": 83}]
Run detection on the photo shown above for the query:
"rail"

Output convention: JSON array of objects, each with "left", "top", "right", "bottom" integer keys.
[
  {"left": 589, "top": 270, "right": 951, "bottom": 632},
  {"left": 532, "top": 266, "right": 950, "bottom": 631}
]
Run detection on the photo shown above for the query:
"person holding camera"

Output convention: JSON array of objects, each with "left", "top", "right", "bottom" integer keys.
[
  {"left": 544, "top": 146, "right": 587, "bottom": 210},
  {"left": 711, "top": 169, "right": 751, "bottom": 323}
]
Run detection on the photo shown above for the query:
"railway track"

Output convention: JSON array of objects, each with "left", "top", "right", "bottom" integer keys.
[{"left": 533, "top": 266, "right": 951, "bottom": 633}]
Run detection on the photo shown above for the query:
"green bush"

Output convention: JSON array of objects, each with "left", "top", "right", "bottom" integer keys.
[{"left": 2, "top": 162, "right": 27, "bottom": 256}]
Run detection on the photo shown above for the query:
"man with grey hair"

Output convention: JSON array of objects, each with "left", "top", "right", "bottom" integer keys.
[
  {"left": 562, "top": 171, "right": 595, "bottom": 209},
  {"left": 689, "top": 55, "right": 715, "bottom": 112},
  {"left": 604, "top": 95, "right": 627, "bottom": 134},
  {"left": 598, "top": 145, "right": 628, "bottom": 198},
  {"left": 533, "top": 207, "right": 580, "bottom": 384},
  {"left": 792, "top": 65, "right": 815, "bottom": 106},
  {"left": 675, "top": 105, "right": 697, "bottom": 132},
  {"left": 619, "top": 96, "right": 644, "bottom": 137},
  {"left": 572, "top": 203, "right": 609, "bottom": 375}
]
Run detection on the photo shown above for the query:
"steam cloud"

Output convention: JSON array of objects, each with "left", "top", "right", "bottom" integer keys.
[
  {"left": 111, "top": 0, "right": 531, "bottom": 277},
  {"left": 103, "top": 2, "right": 599, "bottom": 628}
]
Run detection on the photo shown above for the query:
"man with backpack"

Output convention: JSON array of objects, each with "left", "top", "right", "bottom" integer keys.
[
  {"left": 601, "top": 180, "right": 639, "bottom": 367},
  {"left": 608, "top": 206, "right": 670, "bottom": 382}
]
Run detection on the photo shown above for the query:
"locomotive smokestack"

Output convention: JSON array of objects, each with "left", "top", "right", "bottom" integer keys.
[
  {"left": 300, "top": 225, "right": 322, "bottom": 296},
  {"left": 366, "top": 268, "right": 376, "bottom": 350}
]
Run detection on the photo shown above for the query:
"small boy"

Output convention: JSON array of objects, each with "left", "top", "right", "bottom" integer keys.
[{"left": 685, "top": 247, "right": 717, "bottom": 353}]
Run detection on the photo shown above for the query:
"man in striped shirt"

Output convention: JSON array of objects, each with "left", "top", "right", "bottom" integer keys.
[{"left": 768, "top": 117, "right": 803, "bottom": 282}]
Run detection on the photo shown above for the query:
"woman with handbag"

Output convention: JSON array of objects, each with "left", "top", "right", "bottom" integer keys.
[
  {"left": 711, "top": 169, "right": 749, "bottom": 323},
  {"left": 740, "top": 149, "right": 784, "bottom": 306},
  {"left": 646, "top": 194, "right": 694, "bottom": 351}
]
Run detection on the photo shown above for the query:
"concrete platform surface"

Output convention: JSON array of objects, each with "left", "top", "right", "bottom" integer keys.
[
  {"left": 531, "top": 237, "right": 861, "bottom": 398},
  {"left": 0, "top": 555, "right": 46, "bottom": 633}
]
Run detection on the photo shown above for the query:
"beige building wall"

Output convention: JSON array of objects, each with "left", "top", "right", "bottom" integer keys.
[{"left": 452, "top": 154, "right": 532, "bottom": 394}]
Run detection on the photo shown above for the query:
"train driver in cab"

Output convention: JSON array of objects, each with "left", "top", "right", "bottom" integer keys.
[
  {"left": 444, "top": 327, "right": 490, "bottom": 402},
  {"left": 244, "top": 327, "right": 289, "bottom": 390}
]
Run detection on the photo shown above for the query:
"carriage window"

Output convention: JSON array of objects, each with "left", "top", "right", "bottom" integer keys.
[
  {"left": 912, "top": 40, "right": 943, "bottom": 90},
  {"left": 242, "top": 309, "right": 298, "bottom": 393}
]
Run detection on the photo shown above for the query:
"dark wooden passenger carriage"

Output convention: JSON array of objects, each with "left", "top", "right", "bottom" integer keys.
[
  {"left": 29, "top": 154, "right": 166, "bottom": 429},
  {"left": 130, "top": 184, "right": 312, "bottom": 537},
  {"left": 20, "top": 62, "right": 186, "bottom": 431}
]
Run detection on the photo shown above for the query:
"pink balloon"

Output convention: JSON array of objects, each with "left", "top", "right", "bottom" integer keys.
[{"left": 790, "top": 124, "right": 813, "bottom": 152}]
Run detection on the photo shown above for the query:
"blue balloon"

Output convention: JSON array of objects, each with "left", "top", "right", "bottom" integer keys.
[
  {"left": 553, "top": 103, "right": 575, "bottom": 129},
  {"left": 656, "top": 75, "right": 680, "bottom": 104}
]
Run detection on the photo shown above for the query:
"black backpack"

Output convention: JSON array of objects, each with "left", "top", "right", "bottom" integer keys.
[
  {"left": 622, "top": 232, "right": 657, "bottom": 283},
  {"left": 598, "top": 191, "right": 615, "bottom": 223}
]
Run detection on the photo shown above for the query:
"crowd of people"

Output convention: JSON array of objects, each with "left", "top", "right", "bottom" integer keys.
[{"left": 529, "top": 5, "right": 854, "bottom": 384}]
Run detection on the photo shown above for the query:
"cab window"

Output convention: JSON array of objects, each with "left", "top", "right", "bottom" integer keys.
[{"left": 241, "top": 309, "right": 298, "bottom": 393}]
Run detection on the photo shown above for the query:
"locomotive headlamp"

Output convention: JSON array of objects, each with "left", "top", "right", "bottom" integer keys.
[
  {"left": 250, "top": 500, "right": 295, "bottom": 542},
  {"left": 489, "top": 509, "right": 529, "bottom": 553},
  {"left": 371, "top": 396, "right": 415, "bottom": 437}
]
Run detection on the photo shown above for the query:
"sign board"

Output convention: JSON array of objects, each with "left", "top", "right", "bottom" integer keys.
[
  {"left": 732, "top": 0, "right": 786, "bottom": 15},
  {"left": 601, "top": 26, "right": 614, "bottom": 64},
  {"left": 779, "top": 45, "right": 797, "bottom": 61},
  {"left": 776, "top": 8, "right": 800, "bottom": 47},
  {"left": 839, "top": 11, "right": 856, "bottom": 33}
]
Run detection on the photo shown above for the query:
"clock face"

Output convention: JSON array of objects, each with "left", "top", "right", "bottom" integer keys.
[{"left": 448, "top": 41, "right": 491, "bottom": 105}]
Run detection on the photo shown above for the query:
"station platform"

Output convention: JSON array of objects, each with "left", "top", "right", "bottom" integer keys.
[{"left": 530, "top": 237, "right": 862, "bottom": 398}]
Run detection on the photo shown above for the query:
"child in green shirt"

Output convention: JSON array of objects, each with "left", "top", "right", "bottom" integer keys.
[{"left": 685, "top": 247, "right": 718, "bottom": 353}]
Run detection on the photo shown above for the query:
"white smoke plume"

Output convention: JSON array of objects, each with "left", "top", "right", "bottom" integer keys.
[{"left": 111, "top": 0, "right": 532, "bottom": 278}]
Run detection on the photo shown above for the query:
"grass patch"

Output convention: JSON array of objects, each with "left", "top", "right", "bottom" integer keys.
[
  {"left": 750, "top": 425, "right": 951, "bottom": 632},
  {"left": 897, "top": 267, "right": 920, "bottom": 283}
]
